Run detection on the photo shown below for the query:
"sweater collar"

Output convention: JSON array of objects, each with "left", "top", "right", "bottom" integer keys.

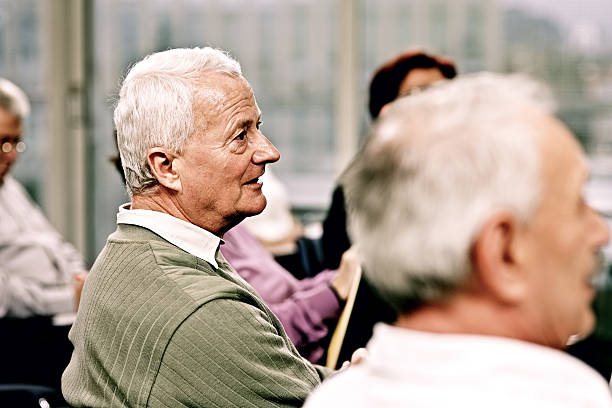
[{"left": 116, "top": 203, "right": 220, "bottom": 269}]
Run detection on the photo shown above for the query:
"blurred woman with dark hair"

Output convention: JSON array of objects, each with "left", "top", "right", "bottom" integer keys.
[
  {"left": 368, "top": 50, "right": 457, "bottom": 119},
  {"left": 322, "top": 50, "right": 457, "bottom": 271}
]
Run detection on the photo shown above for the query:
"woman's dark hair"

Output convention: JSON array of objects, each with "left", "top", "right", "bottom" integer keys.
[{"left": 368, "top": 51, "right": 457, "bottom": 119}]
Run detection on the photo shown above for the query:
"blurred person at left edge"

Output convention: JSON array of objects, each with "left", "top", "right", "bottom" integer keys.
[
  {"left": 0, "top": 77, "right": 87, "bottom": 389},
  {"left": 0, "top": 77, "right": 86, "bottom": 320}
]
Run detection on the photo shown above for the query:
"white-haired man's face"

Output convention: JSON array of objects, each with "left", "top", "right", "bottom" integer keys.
[
  {"left": 519, "top": 114, "right": 609, "bottom": 348},
  {"left": 173, "top": 72, "right": 280, "bottom": 231},
  {"left": 0, "top": 108, "right": 22, "bottom": 183}
]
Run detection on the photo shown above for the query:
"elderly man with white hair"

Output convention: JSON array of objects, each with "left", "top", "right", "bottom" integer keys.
[
  {"left": 62, "top": 47, "right": 334, "bottom": 407},
  {"left": 0, "top": 78, "right": 87, "bottom": 320},
  {"left": 0, "top": 78, "right": 87, "bottom": 390},
  {"left": 304, "top": 73, "right": 612, "bottom": 407}
]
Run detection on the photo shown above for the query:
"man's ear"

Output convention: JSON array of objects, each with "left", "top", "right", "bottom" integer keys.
[
  {"left": 471, "top": 212, "right": 528, "bottom": 304},
  {"left": 147, "top": 147, "right": 182, "bottom": 192}
]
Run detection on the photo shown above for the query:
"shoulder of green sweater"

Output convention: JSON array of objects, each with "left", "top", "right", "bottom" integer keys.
[
  {"left": 104, "top": 226, "right": 257, "bottom": 307},
  {"left": 107, "top": 224, "right": 216, "bottom": 272},
  {"left": 143, "top": 244, "right": 260, "bottom": 307}
]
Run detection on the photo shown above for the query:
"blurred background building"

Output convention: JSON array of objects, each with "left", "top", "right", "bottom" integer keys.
[{"left": 1, "top": 0, "right": 612, "bottom": 263}]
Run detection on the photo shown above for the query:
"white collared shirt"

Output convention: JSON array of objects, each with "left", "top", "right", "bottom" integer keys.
[
  {"left": 305, "top": 323, "right": 612, "bottom": 408},
  {"left": 116, "top": 203, "right": 221, "bottom": 269},
  {"left": 0, "top": 176, "right": 87, "bottom": 318}
]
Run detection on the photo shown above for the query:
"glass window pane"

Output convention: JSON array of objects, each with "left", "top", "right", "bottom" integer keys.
[{"left": 0, "top": 0, "right": 46, "bottom": 204}]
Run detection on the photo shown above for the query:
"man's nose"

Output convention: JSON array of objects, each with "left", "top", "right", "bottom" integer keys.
[
  {"left": 1, "top": 148, "right": 18, "bottom": 165},
  {"left": 253, "top": 132, "right": 280, "bottom": 164}
]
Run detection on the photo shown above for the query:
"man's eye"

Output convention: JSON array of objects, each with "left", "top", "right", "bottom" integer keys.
[
  {"left": 256, "top": 121, "right": 263, "bottom": 130},
  {"left": 0, "top": 137, "right": 20, "bottom": 145},
  {"left": 235, "top": 131, "right": 247, "bottom": 141}
]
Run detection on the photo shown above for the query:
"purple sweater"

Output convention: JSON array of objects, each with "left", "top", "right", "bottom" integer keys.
[{"left": 221, "top": 223, "right": 341, "bottom": 363}]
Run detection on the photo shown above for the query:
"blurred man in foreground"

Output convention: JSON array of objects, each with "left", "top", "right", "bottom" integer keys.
[
  {"left": 305, "top": 73, "right": 612, "bottom": 407},
  {"left": 62, "top": 47, "right": 331, "bottom": 407}
]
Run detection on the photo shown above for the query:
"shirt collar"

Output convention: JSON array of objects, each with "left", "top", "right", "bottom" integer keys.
[{"left": 116, "top": 203, "right": 221, "bottom": 269}]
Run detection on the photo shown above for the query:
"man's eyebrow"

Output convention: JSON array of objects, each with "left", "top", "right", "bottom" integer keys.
[
  {"left": 234, "top": 118, "right": 253, "bottom": 130},
  {"left": 234, "top": 114, "right": 262, "bottom": 130}
]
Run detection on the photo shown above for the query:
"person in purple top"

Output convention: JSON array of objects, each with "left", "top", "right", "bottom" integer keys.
[{"left": 221, "top": 222, "right": 359, "bottom": 363}]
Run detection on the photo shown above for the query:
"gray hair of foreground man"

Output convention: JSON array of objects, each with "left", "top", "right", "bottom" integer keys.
[
  {"left": 0, "top": 78, "right": 30, "bottom": 120},
  {"left": 344, "top": 72, "right": 556, "bottom": 311},
  {"left": 114, "top": 47, "right": 242, "bottom": 196}
]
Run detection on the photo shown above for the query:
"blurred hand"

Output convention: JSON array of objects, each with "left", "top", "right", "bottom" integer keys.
[
  {"left": 340, "top": 347, "right": 368, "bottom": 370},
  {"left": 331, "top": 246, "right": 361, "bottom": 301},
  {"left": 74, "top": 272, "right": 87, "bottom": 312}
]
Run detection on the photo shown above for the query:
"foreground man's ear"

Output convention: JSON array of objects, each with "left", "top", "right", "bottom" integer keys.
[
  {"left": 471, "top": 212, "right": 528, "bottom": 304},
  {"left": 147, "top": 147, "right": 182, "bottom": 192}
]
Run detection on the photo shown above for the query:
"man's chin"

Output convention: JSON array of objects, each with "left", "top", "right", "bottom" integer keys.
[
  {"left": 241, "top": 197, "right": 267, "bottom": 218},
  {"left": 243, "top": 205, "right": 266, "bottom": 218}
]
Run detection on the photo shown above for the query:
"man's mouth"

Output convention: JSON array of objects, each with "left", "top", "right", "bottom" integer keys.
[
  {"left": 244, "top": 176, "right": 262, "bottom": 185},
  {"left": 244, "top": 170, "right": 265, "bottom": 186}
]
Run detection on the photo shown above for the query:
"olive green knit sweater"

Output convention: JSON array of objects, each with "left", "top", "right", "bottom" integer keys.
[{"left": 62, "top": 225, "right": 330, "bottom": 407}]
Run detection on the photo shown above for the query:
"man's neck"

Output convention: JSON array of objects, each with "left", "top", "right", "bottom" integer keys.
[
  {"left": 394, "top": 294, "right": 532, "bottom": 341},
  {"left": 130, "top": 189, "right": 234, "bottom": 237},
  {"left": 131, "top": 189, "right": 186, "bottom": 219}
]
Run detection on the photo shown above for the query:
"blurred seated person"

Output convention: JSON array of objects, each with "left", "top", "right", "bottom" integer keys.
[
  {"left": 305, "top": 73, "right": 612, "bottom": 407},
  {"left": 321, "top": 49, "right": 456, "bottom": 270},
  {"left": 0, "top": 77, "right": 87, "bottom": 389}
]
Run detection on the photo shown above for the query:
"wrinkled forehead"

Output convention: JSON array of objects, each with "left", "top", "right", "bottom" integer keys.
[
  {"left": 193, "top": 72, "right": 253, "bottom": 103},
  {"left": 191, "top": 72, "right": 260, "bottom": 129}
]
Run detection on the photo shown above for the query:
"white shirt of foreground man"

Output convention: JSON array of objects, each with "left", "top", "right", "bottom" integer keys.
[{"left": 304, "top": 72, "right": 612, "bottom": 408}]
